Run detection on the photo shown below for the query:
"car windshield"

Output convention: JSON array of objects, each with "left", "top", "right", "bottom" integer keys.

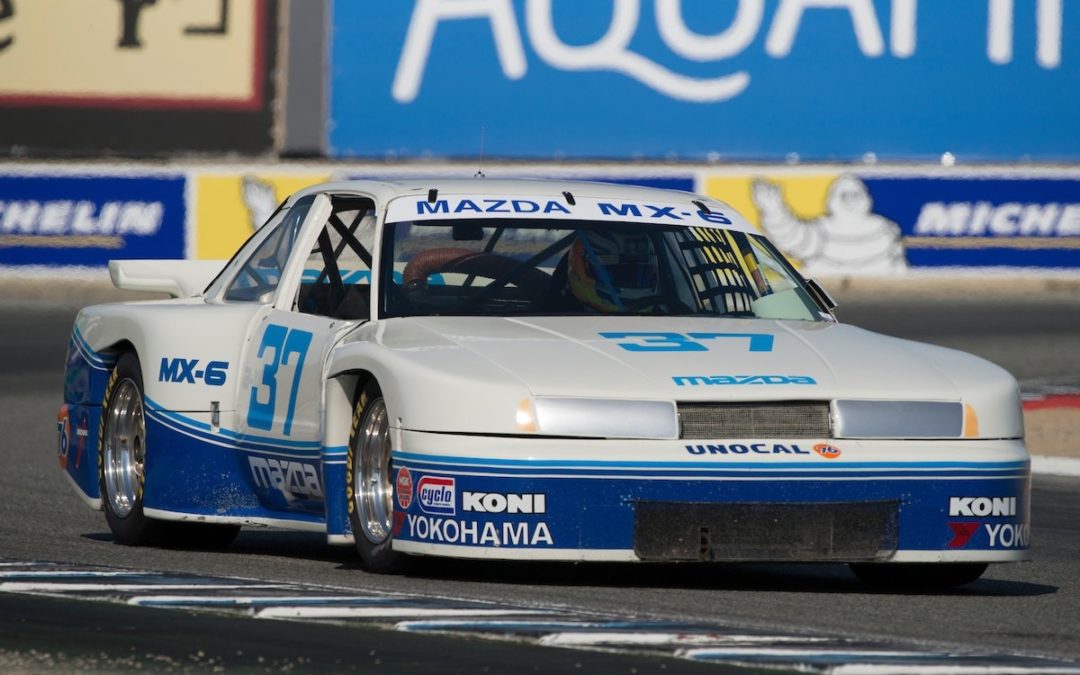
[{"left": 381, "top": 219, "right": 825, "bottom": 321}]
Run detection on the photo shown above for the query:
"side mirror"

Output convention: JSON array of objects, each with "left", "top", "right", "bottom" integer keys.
[{"left": 806, "top": 277, "right": 838, "bottom": 311}]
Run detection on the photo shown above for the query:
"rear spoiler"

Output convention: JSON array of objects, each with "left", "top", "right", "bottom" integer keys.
[{"left": 108, "top": 260, "right": 227, "bottom": 299}]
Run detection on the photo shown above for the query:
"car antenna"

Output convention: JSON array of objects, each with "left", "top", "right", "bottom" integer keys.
[
  {"left": 428, "top": 188, "right": 438, "bottom": 203},
  {"left": 562, "top": 190, "right": 576, "bottom": 206},
  {"left": 475, "top": 126, "right": 486, "bottom": 178},
  {"left": 692, "top": 199, "right": 711, "bottom": 213}
]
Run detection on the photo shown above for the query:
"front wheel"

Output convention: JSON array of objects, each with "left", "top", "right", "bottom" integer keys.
[
  {"left": 347, "top": 380, "right": 407, "bottom": 573},
  {"left": 849, "top": 562, "right": 988, "bottom": 589}
]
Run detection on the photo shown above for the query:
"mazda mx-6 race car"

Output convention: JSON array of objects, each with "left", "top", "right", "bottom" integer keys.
[{"left": 58, "top": 179, "right": 1030, "bottom": 586}]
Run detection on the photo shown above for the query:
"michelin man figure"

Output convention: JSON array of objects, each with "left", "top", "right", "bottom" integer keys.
[
  {"left": 752, "top": 175, "right": 907, "bottom": 275},
  {"left": 241, "top": 175, "right": 279, "bottom": 234}
]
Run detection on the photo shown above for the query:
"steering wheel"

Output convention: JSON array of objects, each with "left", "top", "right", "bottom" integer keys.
[{"left": 403, "top": 248, "right": 550, "bottom": 297}]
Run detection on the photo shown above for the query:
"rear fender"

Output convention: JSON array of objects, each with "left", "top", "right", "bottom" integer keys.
[{"left": 73, "top": 301, "right": 267, "bottom": 416}]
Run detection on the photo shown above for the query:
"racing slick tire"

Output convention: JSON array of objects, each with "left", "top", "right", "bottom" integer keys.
[
  {"left": 348, "top": 380, "right": 408, "bottom": 574},
  {"left": 849, "top": 562, "right": 989, "bottom": 589},
  {"left": 99, "top": 352, "right": 167, "bottom": 545},
  {"left": 100, "top": 352, "right": 241, "bottom": 549}
]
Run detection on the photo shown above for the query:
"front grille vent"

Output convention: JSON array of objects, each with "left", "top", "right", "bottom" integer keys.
[
  {"left": 677, "top": 401, "right": 832, "bottom": 439},
  {"left": 635, "top": 501, "right": 898, "bottom": 562}
]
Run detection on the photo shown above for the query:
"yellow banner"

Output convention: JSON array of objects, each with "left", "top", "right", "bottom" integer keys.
[
  {"left": 0, "top": 0, "right": 262, "bottom": 108},
  {"left": 195, "top": 174, "right": 331, "bottom": 259},
  {"left": 705, "top": 174, "right": 837, "bottom": 226},
  {"left": 705, "top": 173, "right": 909, "bottom": 275}
]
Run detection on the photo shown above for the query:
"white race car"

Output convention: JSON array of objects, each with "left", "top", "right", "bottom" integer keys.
[{"left": 58, "top": 179, "right": 1030, "bottom": 586}]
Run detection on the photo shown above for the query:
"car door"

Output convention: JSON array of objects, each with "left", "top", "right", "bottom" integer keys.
[{"left": 235, "top": 193, "right": 377, "bottom": 513}]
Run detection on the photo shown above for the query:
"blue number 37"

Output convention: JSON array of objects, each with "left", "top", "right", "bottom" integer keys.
[
  {"left": 248, "top": 324, "right": 313, "bottom": 436},
  {"left": 599, "top": 332, "right": 774, "bottom": 352}
]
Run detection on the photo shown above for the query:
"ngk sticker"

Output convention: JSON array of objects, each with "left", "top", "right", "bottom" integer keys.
[{"left": 396, "top": 467, "right": 413, "bottom": 510}]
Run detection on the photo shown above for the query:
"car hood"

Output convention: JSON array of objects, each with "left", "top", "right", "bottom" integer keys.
[{"left": 392, "top": 316, "right": 963, "bottom": 402}]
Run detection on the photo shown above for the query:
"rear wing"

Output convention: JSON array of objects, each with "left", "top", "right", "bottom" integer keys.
[{"left": 108, "top": 260, "right": 227, "bottom": 299}]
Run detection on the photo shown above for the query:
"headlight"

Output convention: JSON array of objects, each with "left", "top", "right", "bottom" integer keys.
[
  {"left": 832, "top": 400, "right": 964, "bottom": 439},
  {"left": 526, "top": 398, "right": 678, "bottom": 439}
]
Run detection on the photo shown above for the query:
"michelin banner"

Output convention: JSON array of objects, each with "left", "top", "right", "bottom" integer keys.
[
  {"left": 0, "top": 166, "right": 1076, "bottom": 273},
  {"left": 0, "top": 173, "right": 185, "bottom": 267},
  {"left": 328, "top": 1, "right": 1079, "bottom": 161},
  {"left": 706, "top": 173, "right": 1080, "bottom": 272}
]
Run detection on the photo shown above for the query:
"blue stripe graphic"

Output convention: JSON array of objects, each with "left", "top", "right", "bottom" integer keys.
[
  {"left": 144, "top": 399, "right": 322, "bottom": 456},
  {"left": 71, "top": 326, "right": 116, "bottom": 369}
]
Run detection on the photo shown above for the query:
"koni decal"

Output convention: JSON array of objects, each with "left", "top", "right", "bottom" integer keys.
[
  {"left": 462, "top": 492, "right": 547, "bottom": 515},
  {"left": 949, "top": 496, "right": 1017, "bottom": 518}
]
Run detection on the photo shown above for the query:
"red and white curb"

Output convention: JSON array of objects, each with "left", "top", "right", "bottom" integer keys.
[{"left": 1023, "top": 391, "right": 1080, "bottom": 478}]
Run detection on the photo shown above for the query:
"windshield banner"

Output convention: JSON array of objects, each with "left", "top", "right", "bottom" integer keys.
[{"left": 385, "top": 193, "right": 755, "bottom": 233}]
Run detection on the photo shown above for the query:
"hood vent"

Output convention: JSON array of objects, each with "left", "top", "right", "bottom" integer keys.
[{"left": 678, "top": 402, "right": 832, "bottom": 439}]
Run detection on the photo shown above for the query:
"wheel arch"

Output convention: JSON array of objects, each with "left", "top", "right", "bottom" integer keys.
[
  {"left": 322, "top": 367, "right": 378, "bottom": 547},
  {"left": 323, "top": 369, "right": 372, "bottom": 452}
]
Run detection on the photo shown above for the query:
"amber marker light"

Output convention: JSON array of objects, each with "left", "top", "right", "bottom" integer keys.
[
  {"left": 516, "top": 398, "right": 537, "bottom": 432},
  {"left": 963, "top": 403, "right": 980, "bottom": 438}
]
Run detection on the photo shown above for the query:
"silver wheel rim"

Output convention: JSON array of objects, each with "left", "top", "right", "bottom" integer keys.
[
  {"left": 103, "top": 378, "right": 145, "bottom": 518},
  {"left": 354, "top": 398, "right": 392, "bottom": 543}
]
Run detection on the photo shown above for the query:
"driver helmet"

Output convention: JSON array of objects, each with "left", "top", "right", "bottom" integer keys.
[{"left": 568, "top": 229, "right": 660, "bottom": 312}]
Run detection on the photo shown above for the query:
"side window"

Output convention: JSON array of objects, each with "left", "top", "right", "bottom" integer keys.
[
  {"left": 223, "top": 196, "right": 315, "bottom": 303},
  {"left": 295, "top": 197, "right": 376, "bottom": 320}
]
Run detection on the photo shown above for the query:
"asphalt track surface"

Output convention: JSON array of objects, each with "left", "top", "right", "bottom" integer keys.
[{"left": 1, "top": 290, "right": 1079, "bottom": 672}]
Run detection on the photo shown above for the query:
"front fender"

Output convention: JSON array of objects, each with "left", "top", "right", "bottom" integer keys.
[{"left": 327, "top": 321, "right": 532, "bottom": 436}]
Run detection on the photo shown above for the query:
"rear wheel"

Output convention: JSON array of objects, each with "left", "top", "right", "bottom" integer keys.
[
  {"left": 849, "top": 562, "right": 988, "bottom": 589},
  {"left": 100, "top": 352, "right": 240, "bottom": 549},
  {"left": 100, "top": 352, "right": 165, "bottom": 545},
  {"left": 348, "top": 380, "right": 407, "bottom": 573}
]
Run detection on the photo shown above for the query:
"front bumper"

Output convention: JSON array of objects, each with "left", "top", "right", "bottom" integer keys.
[{"left": 389, "top": 431, "right": 1031, "bottom": 563}]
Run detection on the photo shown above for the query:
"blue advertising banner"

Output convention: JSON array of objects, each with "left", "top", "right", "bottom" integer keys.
[
  {"left": 705, "top": 172, "right": 1080, "bottom": 271},
  {"left": 0, "top": 174, "right": 186, "bottom": 267},
  {"left": 329, "top": 1, "right": 1080, "bottom": 161},
  {"left": 868, "top": 176, "right": 1080, "bottom": 269}
]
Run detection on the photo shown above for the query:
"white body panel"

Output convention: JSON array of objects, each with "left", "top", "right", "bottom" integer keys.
[{"left": 328, "top": 315, "right": 1022, "bottom": 440}]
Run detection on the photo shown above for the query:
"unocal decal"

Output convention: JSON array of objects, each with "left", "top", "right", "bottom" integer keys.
[{"left": 685, "top": 443, "right": 811, "bottom": 456}]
